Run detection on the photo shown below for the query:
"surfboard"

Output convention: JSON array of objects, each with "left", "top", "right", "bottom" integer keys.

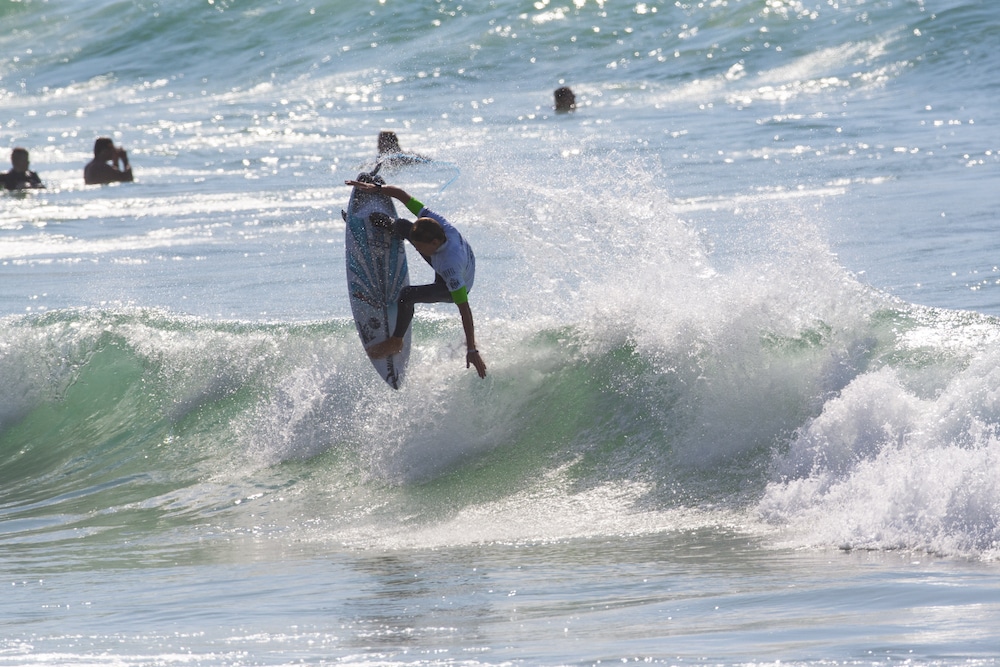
[{"left": 343, "top": 167, "right": 411, "bottom": 389}]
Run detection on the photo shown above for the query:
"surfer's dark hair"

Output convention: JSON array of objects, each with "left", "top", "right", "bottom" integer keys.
[{"left": 411, "top": 217, "right": 446, "bottom": 244}]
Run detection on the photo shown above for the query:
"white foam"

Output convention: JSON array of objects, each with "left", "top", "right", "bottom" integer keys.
[{"left": 760, "top": 341, "right": 1000, "bottom": 559}]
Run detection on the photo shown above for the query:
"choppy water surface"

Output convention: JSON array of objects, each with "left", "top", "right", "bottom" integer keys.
[{"left": 2, "top": 0, "right": 1000, "bottom": 664}]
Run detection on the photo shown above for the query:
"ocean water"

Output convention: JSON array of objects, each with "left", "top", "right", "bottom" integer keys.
[{"left": 2, "top": 0, "right": 1000, "bottom": 664}]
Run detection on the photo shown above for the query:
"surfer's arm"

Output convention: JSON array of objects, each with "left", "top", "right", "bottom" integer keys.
[
  {"left": 456, "top": 299, "right": 486, "bottom": 379},
  {"left": 345, "top": 181, "right": 424, "bottom": 215}
]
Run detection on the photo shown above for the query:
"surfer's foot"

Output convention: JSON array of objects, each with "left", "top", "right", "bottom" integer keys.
[
  {"left": 369, "top": 212, "right": 393, "bottom": 230},
  {"left": 366, "top": 336, "right": 404, "bottom": 359}
]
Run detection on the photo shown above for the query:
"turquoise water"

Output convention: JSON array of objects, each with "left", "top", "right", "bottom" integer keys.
[{"left": 3, "top": 0, "right": 1000, "bottom": 664}]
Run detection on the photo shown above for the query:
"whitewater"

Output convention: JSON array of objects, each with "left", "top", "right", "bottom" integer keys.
[{"left": 2, "top": 0, "right": 1000, "bottom": 664}]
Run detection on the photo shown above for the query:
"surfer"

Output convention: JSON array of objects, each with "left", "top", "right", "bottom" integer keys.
[
  {"left": 2, "top": 148, "right": 45, "bottom": 190},
  {"left": 344, "top": 179, "right": 487, "bottom": 379},
  {"left": 84, "top": 137, "right": 134, "bottom": 185}
]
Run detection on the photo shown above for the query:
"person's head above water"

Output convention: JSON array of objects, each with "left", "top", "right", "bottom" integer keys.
[
  {"left": 94, "top": 137, "right": 113, "bottom": 155},
  {"left": 378, "top": 131, "right": 402, "bottom": 154},
  {"left": 554, "top": 86, "right": 576, "bottom": 112},
  {"left": 10, "top": 147, "right": 30, "bottom": 171}
]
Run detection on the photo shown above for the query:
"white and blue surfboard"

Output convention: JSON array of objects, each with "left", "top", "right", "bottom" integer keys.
[{"left": 343, "top": 167, "right": 411, "bottom": 389}]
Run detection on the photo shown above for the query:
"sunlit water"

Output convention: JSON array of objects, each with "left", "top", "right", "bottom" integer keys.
[{"left": 2, "top": 0, "right": 1000, "bottom": 664}]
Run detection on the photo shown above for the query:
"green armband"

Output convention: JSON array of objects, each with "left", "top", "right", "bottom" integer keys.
[
  {"left": 450, "top": 287, "right": 469, "bottom": 305},
  {"left": 405, "top": 197, "right": 424, "bottom": 216}
]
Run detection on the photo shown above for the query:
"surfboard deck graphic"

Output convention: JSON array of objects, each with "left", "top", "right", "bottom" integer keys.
[{"left": 343, "top": 168, "right": 411, "bottom": 388}]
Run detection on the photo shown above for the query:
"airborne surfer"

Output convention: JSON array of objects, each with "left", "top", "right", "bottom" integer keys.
[{"left": 344, "top": 179, "right": 488, "bottom": 379}]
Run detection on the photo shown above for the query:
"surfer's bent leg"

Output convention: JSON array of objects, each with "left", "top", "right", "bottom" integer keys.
[{"left": 392, "top": 277, "right": 452, "bottom": 338}]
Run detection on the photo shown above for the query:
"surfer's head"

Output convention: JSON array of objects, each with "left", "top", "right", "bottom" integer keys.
[{"left": 410, "top": 217, "right": 446, "bottom": 255}]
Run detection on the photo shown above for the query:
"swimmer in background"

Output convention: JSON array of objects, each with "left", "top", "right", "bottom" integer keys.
[
  {"left": 2, "top": 148, "right": 45, "bottom": 190},
  {"left": 84, "top": 137, "right": 134, "bottom": 185},
  {"left": 377, "top": 131, "right": 428, "bottom": 168},
  {"left": 554, "top": 86, "right": 576, "bottom": 113}
]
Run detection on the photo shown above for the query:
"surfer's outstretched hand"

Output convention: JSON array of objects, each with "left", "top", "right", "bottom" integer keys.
[
  {"left": 467, "top": 350, "right": 487, "bottom": 378},
  {"left": 346, "top": 180, "right": 408, "bottom": 202}
]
